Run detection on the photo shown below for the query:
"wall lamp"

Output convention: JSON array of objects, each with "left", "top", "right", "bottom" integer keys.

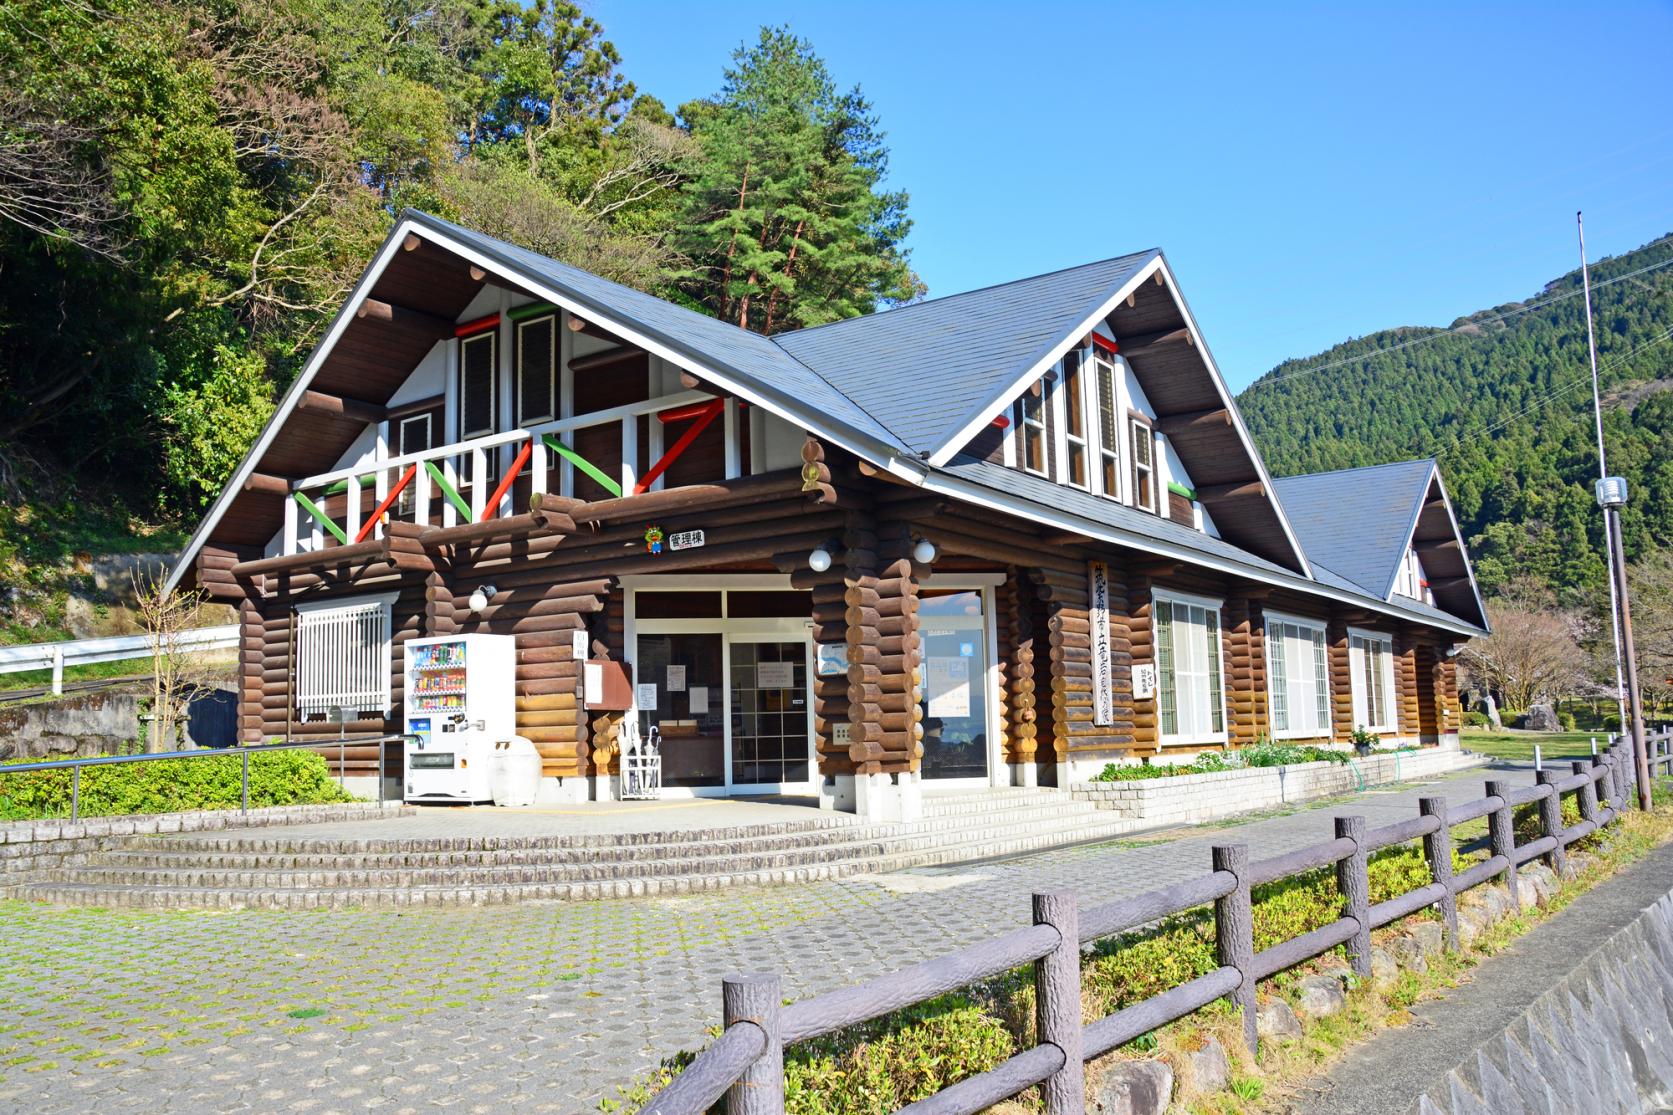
[
  {"left": 468, "top": 584, "right": 498, "bottom": 615},
  {"left": 912, "top": 537, "right": 938, "bottom": 565},
  {"left": 807, "top": 547, "right": 834, "bottom": 573}
]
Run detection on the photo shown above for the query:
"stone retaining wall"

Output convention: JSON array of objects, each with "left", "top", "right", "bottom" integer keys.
[
  {"left": 0, "top": 802, "right": 410, "bottom": 894},
  {"left": 1071, "top": 746, "right": 1486, "bottom": 825}
]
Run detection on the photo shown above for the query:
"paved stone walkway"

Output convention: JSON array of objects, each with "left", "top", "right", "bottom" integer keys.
[{"left": 0, "top": 761, "right": 1545, "bottom": 1115}]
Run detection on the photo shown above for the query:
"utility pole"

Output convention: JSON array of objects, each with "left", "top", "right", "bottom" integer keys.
[{"left": 1579, "top": 212, "right": 1651, "bottom": 808}]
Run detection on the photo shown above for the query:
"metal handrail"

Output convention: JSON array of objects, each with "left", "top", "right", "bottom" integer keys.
[{"left": 0, "top": 734, "right": 409, "bottom": 823}]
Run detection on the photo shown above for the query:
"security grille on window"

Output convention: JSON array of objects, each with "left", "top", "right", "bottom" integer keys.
[
  {"left": 1350, "top": 629, "right": 1397, "bottom": 732},
  {"left": 1155, "top": 592, "right": 1225, "bottom": 743},
  {"left": 294, "top": 594, "right": 396, "bottom": 718},
  {"left": 1267, "top": 614, "right": 1331, "bottom": 738},
  {"left": 516, "top": 313, "right": 556, "bottom": 425}
]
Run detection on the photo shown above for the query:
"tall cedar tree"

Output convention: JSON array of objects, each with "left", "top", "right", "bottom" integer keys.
[{"left": 677, "top": 28, "right": 920, "bottom": 334}]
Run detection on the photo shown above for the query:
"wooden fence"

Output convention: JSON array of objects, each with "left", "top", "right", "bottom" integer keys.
[{"left": 641, "top": 731, "right": 1673, "bottom": 1115}]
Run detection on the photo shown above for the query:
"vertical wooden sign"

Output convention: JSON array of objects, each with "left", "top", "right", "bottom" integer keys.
[{"left": 1089, "top": 561, "right": 1115, "bottom": 727}]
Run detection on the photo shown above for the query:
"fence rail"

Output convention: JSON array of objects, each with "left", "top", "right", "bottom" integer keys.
[
  {"left": 0, "top": 626, "right": 240, "bottom": 695},
  {"left": 641, "top": 730, "right": 1673, "bottom": 1115}
]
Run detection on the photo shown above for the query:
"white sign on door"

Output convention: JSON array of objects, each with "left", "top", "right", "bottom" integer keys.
[
  {"left": 925, "top": 656, "right": 970, "bottom": 719},
  {"left": 635, "top": 682, "right": 659, "bottom": 711},
  {"left": 666, "top": 664, "right": 687, "bottom": 692},
  {"left": 1088, "top": 561, "right": 1115, "bottom": 727},
  {"left": 757, "top": 660, "right": 794, "bottom": 689}
]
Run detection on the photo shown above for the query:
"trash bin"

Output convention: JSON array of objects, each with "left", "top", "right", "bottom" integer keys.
[{"left": 491, "top": 737, "right": 542, "bottom": 807}]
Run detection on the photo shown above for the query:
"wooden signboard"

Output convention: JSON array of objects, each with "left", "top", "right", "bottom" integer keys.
[{"left": 1089, "top": 561, "right": 1115, "bottom": 727}]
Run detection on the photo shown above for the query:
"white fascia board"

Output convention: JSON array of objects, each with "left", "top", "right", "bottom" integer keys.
[
  {"left": 1419, "top": 468, "right": 1490, "bottom": 632},
  {"left": 925, "top": 252, "right": 1163, "bottom": 468},
  {"left": 406, "top": 218, "right": 918, "bottom": 483},
  {"left": 165, "top": 220, "right": 422, "bottom": 593},
  {"left": 1382, "top": 461, "right": 1438, "bottom": 603},
  {"left": 1148, "top": 255, "right": 1314, "bottom": 580},
  {"left": 893, "top": 460, "right": 1487, "bottom": 639}
]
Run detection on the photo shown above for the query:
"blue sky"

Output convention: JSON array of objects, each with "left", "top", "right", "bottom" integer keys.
[{"left": 594, "top": 1, "right": 1673, "bottom": 390}]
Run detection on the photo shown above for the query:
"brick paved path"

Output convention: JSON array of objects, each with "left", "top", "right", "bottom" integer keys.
[{"left": 0, "top": 761, "right": 1542, "bottom": 1115}]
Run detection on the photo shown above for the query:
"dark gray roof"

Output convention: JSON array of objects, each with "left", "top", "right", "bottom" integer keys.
[
  {"left": 1271, "top": 460, "right": 1436, "bottom": 599},
  {"left": 775, "top": 251, "right": 1158, "bottom": 453},
  {"left": 941, "top": 456, "right": 1483, "bottom": 635},
  {"left": 408, "top": 211, "right": 906, "bottom": 452}
]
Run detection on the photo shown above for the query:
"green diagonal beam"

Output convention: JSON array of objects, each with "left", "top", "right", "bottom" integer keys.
[
  {"left": 421, "top": 460, "right": 474, "bottom": 521},
  {"left": 292, "top": 491, "right": 348, "bottom": 545},
  {"left": 542, "top": 435, "right": 622, "bottom": 498}
]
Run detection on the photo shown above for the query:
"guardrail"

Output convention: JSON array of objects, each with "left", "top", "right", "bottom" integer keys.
[
  {"left": 0, "top": 626, "right": 240, "bottom": 695},
  {"left": 641, "top": 731, "right": 1673, "bottom": 1114},
  {"left": 0, "top": 733, "right": 408, "bottom": 822}
]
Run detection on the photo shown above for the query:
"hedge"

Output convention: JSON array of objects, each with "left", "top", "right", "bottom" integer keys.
[{"left": 0, "top": 749, "right": 357, "bottom": 821}]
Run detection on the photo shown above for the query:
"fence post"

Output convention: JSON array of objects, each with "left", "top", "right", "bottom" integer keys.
[
  {"left": 1335, "top": 816, "right": 1371, "bottom": 979},
  {"left": 51, "top": 646, "right": 64, "bottom": 696},
  {"left": 1033, "top": 891, "right": 1084, "bottom": 1114},
  {"left": 1486, "top": 779, "right": 1520, "bottom": 914},
  {"left": 1573, "top": 761, "right": 1599, "bottom": 830},
  {"left": 1605, "top": 744, "right": 1625, "bottom": 813},
  {"left": 1213, "top": 844, "right": 1257, "bottom": 1056},
  {"left": 1419, "top": 797, "right": 1458, "bottom": 951},
  {"left": 1536, "top": 769, "right": 1567, "bottom": 876},
  {"left": 241, "top": 749, "right": 250, "bottom": 815},
  {"left": 71, "top": 763, "right": 81, "bottom": 824},
  {"left": 722, "top": 973, "right": 783, "bottom": 1115}
]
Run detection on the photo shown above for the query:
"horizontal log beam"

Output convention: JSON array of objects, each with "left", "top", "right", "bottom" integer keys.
[
  {"left": 1116, "top": 327, "right": 1193, "bottom": 355},
  {"left": 298, "top": 389, "right": 386, "bottom": 425},
  {"left": 1195, "top": 480, "right": 1266, "bottom": 502},
  {"left": 355, "top": 298, "right": 455, "bottom": 336},
  {"left": 1155, "top": 408, "right": 1230, "bottom": 435},
  {"left": 1414, "top": 538, "right": 1461, "bottom": 554}
]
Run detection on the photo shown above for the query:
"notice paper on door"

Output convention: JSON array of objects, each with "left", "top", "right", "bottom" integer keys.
[
  {"left": 757, "top": 661, "right": 794, "bottom": 689},
  {"left": 688, "top": 685, "right": 709, "bottom": 715},
  {"left": 925, "top": 656, "right": 970, "bottom": 719},
  {"left": 666, "top": 664, "right": 687, "bottom": 692}
]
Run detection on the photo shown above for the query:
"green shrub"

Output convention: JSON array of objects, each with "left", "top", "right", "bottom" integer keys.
[
  {"left": 1603, "top": 714, "right": 1622, "bottom": 733},
  {"left": 1463, "top": 711, "right": 1490, "bottom": 728},
  {"left": 0, "top": 749, "right": 356, "bottom": 821},
  {"left": 1090, "top": 742, "right": 1353, "bottom": 783},
  {"left": 1558, "top": 710, "right": 1578, "bottom": 731}
]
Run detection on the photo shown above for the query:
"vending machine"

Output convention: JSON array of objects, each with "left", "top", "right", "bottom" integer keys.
[{"left": 403, "top": 634, "right": 516, "bottom": 803}]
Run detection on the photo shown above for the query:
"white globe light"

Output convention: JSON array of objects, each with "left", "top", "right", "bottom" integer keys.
[
  {"left": 468, "top": 588, "right": 489, "bottom": 614},
  {"left": 912, "top": 539, "right": 937, "bottom": 565},
  {"left": 807, "top": 547, "right": 833, "bottom": 573}
]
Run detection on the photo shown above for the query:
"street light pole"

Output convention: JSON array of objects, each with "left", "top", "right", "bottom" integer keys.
[{"left": 1598, "top": 477, "right": 1652, "bottom": 809}]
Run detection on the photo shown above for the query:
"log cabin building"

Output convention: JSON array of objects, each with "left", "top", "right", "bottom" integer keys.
[{"left": 169, "top": 211, "right": 1488, "bottom": 820}]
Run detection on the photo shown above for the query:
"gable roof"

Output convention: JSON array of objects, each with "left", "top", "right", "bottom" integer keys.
[
  {"left": 1273, "top": 460, "right": 1437, "bottom": 598},
  {"left": 774, "top": 252, "right": 1157, "bottom": 451},
  {"left": 1273, "top": 459, "right": 1487, "bottom": 629}
]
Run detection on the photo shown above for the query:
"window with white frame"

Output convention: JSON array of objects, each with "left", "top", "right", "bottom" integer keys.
[
  {"left": 1093, "top": 349, "right": 1121, "bottom": 499},
  {"left": 1350, "top": 629, "right": 1398, "bottom": 732},
  {"left": 1155, "top": 592, "right": 1226, "bottom": 744},
  {"left": 1131, "top": 416, "right": 1156, "bottom": 512},
  {"left": 515, "top": 313, "right": 556, "bottom": 425},
  {"left": 458, "top": 332, "right": 496, "bottom": 439},
  {"left": 1019, "top": 377, "right": 1048, "bottom": 476},
  {"left": 1266, "top": 613, "right": 1331, "bottom": 738},
  {"left": 1061, "top": 350, "right": 1090, "bottom": 488},
  {"left": 294, "top": 594, "right": 396, "bottom": 719},
  {"left": 396, "top": 413, "right": 433, "bottom": 514}
]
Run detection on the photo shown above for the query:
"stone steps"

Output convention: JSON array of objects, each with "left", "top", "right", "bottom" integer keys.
[{"left": 24, "top": 790, "right": 1140, "bottom": 908}]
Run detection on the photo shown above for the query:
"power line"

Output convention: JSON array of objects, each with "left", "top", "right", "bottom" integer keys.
[{"left": 1242, "top": 252, "right": 1673, "bottom": 393}]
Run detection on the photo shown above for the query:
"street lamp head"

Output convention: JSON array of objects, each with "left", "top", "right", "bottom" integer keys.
[{"left": 1596, "top": 476, "right": 1628, "bottom": 509}]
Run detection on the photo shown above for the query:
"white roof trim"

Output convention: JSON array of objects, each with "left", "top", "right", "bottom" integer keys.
[
  {"left": 1383, "top": 461, "right": 1439, "bottom": 603},
  {"left": 1389, "top": 466, "right": 1488, "bottom": 631},
  {"left": 925, "top": 252, "right": 1162, "bottom": 468}
]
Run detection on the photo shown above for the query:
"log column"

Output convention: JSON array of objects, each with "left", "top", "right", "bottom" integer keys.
[
  {"left": 1224, "top": 596, "right": 1258, "bottom": 746},
  {"left": 238, "top": 597, "right": 265, "bottom": 744},
  {"left": 1394, "top": 628, "right": 1421, "bottom": 741},
  {"left": 1004, "top": 572, "right": 1040, "bottom": 779},
  {"left": 1415, "top": 641, "right": 1440, "bottom": 741},
  {"left": 1128, "top": 577, "right": 1158, "bottom": 752},
  {"left": 1436, "top": 654, "right": 1461, "bottom": 742},
  {"left": 1327, "top": 613, "right": 1354, "bottom": 741}
]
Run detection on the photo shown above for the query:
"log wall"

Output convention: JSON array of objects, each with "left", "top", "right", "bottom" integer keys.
[
  {"left": 1327, "top": 615, "right": 1353, "bottom": 742},
  {"left": 1003, "top": 573, "right": 1038, "bottom": 768},
  {"left": 1394, "top": 629, "right": 1421, "bottom": 738}
]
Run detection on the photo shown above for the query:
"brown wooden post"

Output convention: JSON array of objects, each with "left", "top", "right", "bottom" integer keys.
[
  {"left": 1214, "top": 844, "right": 1257, "bottom": 1055},
  {"left": 1032, "top": 891, "right": 1084, "bottom": 1114},
  {"left": 1419, "top": 796, "right": 1458, "bottom": 951},
  {"left": 1574, "top": 760, "right": 1600, "bottom": 829},
  {"left": 1536, "top": 769, "right": 1568, "bottom": 876},
  {"left": 1486, "top": 779, "right": 1521, "bottom": 913},
  {"left": 722, "top": 973, "right": 783, "bottom": 1115},
  {"left": 1335, "top": 816, "right": 1372, "bottom": 978}
]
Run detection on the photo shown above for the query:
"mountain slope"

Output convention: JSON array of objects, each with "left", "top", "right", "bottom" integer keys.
[{"left": 1238, "top": 234, "right": 1673, "bottom": 604}]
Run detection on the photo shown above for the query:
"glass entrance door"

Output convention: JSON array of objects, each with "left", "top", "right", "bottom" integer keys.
[
  {"left": 728, "top": 641, "right": 811, "bottom": 789},
  {"left": 635, "top": 633, "right": 725, "bottom": 787},
  {"left": 918, "top": 590, "right": 991, "bottom": 781}
]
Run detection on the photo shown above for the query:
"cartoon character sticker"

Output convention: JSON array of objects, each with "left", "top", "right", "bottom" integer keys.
[{"left": 644, "top": 524, "right": 664, "bottom": 554}]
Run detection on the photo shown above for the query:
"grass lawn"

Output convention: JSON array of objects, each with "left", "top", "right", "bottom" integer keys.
[{"left": 1461, "top": 727, "right": 1611, "bottom": 763}]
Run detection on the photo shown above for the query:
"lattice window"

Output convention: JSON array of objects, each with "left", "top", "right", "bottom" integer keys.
[{"left": 295, "top": 594, "right": 396, "bottom": 718}]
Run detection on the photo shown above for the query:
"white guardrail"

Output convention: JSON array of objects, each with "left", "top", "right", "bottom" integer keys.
[{"left": 0, "top": 626, "right": 240, "bottom": 694}]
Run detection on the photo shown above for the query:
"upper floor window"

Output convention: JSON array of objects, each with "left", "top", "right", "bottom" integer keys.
[
  {"left": 1020, "top": 379, "right": 1048, "bottom": 476},
  {"left": 1061, "top": 351, "right": 1089, "bottom": 488},
  {"left": 516, "top": 313, "right": 556, "bottom": 425},
  {"left": 1350, "top": 629, "right": 1397, "bottom": 732},
  {"left": 459, "top": 331, "right": 496, "bottom": 440},
  {"left": 1094, "top": 350, "right": 1120, "bottom": 499},
  {"left": 1267, "top": 613, "right": 1330, "bottom": 738},
  {"left": 1155, "top": 591, "right": 1226, "bottom": 745},
  {"left": 1131, "top": 416, "right": 1156, "bottom": 512}
]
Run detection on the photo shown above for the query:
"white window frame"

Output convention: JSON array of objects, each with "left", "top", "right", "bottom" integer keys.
[
  {"left": 1130, "top": 415, "right": 1157, "bottom": 513},
  {"left": 1019, "top": 379, "right": 1049, "bottom": 478},
  {"left": 294, "top": 592, "right": 398, "bottom": 719},
  {"left": 1059, "top": 349, "right": 1091, "bottom": 491},
  {"left": 1349, "top": 627, "right": 1399, "bottom": 733},
  {"left": 515, "top": 313, "right": 557, "bottom": 425},
  {"left": 1153, "top": 588, "right": 1228, "bottom": 747},
  {"left": 1264, "top": 610, "right": 1332, "bottom": 740},
  {"left": 1092, "top": 349, "right": 1122, "bottom": 502}
]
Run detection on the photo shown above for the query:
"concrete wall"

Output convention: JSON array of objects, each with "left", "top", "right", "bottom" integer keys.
[
  {"left": 0, "top": 691, "right": 143, "bottom": 760},
  {"left": 1071, "top": 745, "right": 1483, "bottom": 826}
]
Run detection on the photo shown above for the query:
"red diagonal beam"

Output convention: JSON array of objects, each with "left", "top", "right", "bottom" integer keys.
[
  {"left": 480, "top": 440, "right": 534, "bottom": 521},
  {"left": 634, "top": 399, "right": 725, "bottom": 495},
  {"left": 353, "top": 464, "right": 418, "bottom": 543}
]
